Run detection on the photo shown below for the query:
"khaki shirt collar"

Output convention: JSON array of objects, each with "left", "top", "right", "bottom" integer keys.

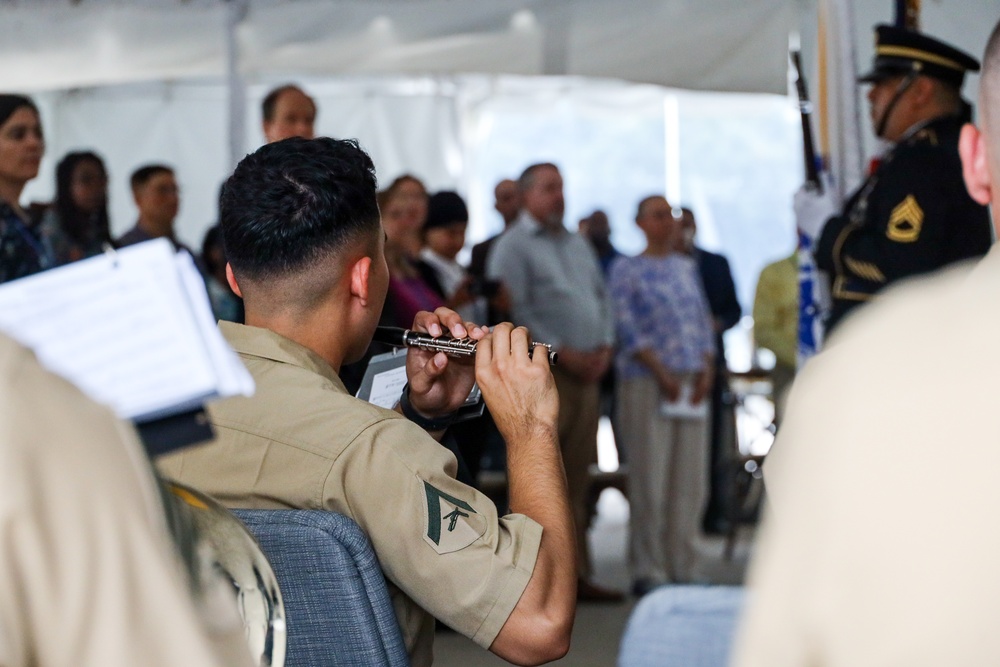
[{"left": 218, "top": 321, "right": 348, "bottom": 393}]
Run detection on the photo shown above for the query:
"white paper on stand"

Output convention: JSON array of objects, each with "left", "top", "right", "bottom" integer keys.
[{"left": 0, "top": 238, "right": 254, "bottom": 422}]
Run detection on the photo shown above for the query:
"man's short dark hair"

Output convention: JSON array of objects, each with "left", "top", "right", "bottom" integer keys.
[
  {"left": 130, "top": 164, "right": 173, "bottom": 191},
  {"left": 261, "top": 84, "right": 315, "bottom": 123},
  {"left": 518, "top": 162, "right": 559, "bottom": 192},
  {"left": 220, "top": 137, "right": 380, "bottom": 282}
]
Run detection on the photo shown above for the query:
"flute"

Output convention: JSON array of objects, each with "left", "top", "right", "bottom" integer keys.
[{"left": 373, "top": 326, "right": 558, "bottom": 365}]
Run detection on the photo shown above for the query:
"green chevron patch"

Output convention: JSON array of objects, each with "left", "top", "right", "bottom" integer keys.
[{"left": 422, "top": 481, "right": 486, "bottom": 554}]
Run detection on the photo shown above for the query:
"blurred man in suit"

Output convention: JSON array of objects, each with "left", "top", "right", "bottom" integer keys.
[{"left": 678, "top": 208, "right": 741, "bottom": 534}]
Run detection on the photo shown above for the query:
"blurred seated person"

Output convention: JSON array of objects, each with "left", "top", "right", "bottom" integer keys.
[
  {"left": 0, "top": 331, "right": 253, "bottom": 667},
  {"left": 0, "top": 94, "right": 52, "bottom": 283},
  {"left": 752, "top": 251, "right": 798, "bottom": 423},
  {"left": 117, "top": 164, "right": 194, "bottom": 256},
  {"left": 36, "top": 150, "right": 112, "bottom": 266},
  {"left": 261, "top": 84, "right": 316, "bottom": 143},
  {"left": 201, "top": 224, "right": 243, "bottom": 323}
]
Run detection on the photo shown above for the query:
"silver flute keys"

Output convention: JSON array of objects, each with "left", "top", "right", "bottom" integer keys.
[{"left": 373, "top": 326, "right": 558, "bottom": 365}]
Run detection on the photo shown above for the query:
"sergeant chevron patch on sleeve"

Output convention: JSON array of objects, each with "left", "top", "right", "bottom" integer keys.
[
  {"left": 887, "top": 195, "right": 924, "bottom": 243},
  {"left": 422, "top": 480, "right": 487, "bottom": 554}
]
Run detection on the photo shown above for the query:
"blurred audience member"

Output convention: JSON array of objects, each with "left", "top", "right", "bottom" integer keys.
[
  {"left": 469, "top": 178, "right": 520, "bottom": 325},
  {"left": 381, "top": 174, "right": 430, "bottom": 261},
  {"left": 609, "top": 195, "right": 716, "bottom": 594},
  {"left": 579, "top": 209, "right": 622, "bottom": 276},
  {"left": 419, "top": 190, "right": 484, "bottom": 322},
  {"left": 0, "top": 94, "right": 51, "bottom": 283},
  {"left": 679, "top": 207, "right": 742, "bottom": 535},
  {"left": 261, "top": 84, "right": 316, "bottom": 143},
  {"left": 578, "top": 208, "right": 623, "bottom": 458},
  {"left": 201, "top": 224, "right": 243, "bottom": 323},
  {"left": 487, "top": 162, "right": 620, "bottom": 602},
  {"left": 37, "top": 151, "right": 112, "bottom": 266},
  {"left": 380, "top": 174, "right": 443, "bottom": 327},
  {"left": 752, "top": 251, "right": 798, "bottom": 424},
  {"left": 117, "top": 164, "right": 192, "bottom": 255}
]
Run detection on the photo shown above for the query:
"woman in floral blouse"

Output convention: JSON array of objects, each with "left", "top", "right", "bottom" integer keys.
[{"left": 608, "top": 195, "right": 716, "bottom": 594}]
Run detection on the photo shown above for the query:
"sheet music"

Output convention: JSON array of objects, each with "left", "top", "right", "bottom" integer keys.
[
  {"left": 0, "top": 239, "right": 253, "bottom": 421},
  {"left": 368, "top": 365, "right": 408, "bottom": 409}
]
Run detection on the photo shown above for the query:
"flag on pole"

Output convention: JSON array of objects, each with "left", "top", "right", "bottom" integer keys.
[{"left": 796, "top": 0, "right": 864, "bottom": 367}]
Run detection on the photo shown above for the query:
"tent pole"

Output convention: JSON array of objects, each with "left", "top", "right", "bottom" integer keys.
[{"left": 225, "top": 0, "right": 249, "bottom": 172}]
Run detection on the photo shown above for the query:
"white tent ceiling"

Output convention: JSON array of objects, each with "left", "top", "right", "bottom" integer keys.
[{"left": 1, "top": 0, "right": 798, "bottom": 94}]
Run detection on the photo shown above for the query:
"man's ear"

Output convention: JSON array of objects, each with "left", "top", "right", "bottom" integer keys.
[
  {"left": 349, "top": 256, "right": 373, "bottom": 306},
  {"left": 225, "top": 262, "right": 243, "bottom": 297},
  {"left": 959, "top": 123, "right": 992, "bottom": 206}
]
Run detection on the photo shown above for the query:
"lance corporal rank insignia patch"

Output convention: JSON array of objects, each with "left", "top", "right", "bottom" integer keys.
[
  {"left": 887, "top": 195, "right": 924, "bottom": 243},
  {"left": 422, "top": 480, "right": 487, "bottom": 554}
]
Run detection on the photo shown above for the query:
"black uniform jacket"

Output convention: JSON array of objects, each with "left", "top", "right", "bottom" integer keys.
[{"left": 816, "top": 114, "right": 992, "bottom": 333}]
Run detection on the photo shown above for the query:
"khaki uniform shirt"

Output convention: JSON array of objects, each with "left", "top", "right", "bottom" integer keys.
[
  {"left": 159, "top": 323, "right": 543, "bottom": 667},
  {"left": 0, "top": 334, "right": 251, "bottom": 667},
  {"left": 734, "top": 246, "right": 1000, "bottom": 666}
]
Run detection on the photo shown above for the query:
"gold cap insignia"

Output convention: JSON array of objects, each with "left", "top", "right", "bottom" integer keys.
[{"left": 887, "top": 195, "right": 923, "bottom": 243}]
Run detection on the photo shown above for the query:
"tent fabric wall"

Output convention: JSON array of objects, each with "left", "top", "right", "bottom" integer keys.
[
  {"left": 20, "top": 74, "right": 802, "bottom": 320},
  {"left": 22, "top": 76, "right": 468, "bottom": 249}
]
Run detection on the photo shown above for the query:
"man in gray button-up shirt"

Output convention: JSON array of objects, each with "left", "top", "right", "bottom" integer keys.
[{"left": 486, "top": 162, "right": 619, "bottom": 600}]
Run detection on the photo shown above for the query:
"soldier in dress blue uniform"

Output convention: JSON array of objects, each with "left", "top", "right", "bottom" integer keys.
[{"left": 816, "top": 25, "right": 992, "bottom": 333}]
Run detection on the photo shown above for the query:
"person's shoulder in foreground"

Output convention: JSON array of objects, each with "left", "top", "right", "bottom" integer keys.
[
  {"left": 157, "top": 136, "right": 576, "bottom": 666},
  {"left": 0, "top": 333, "right": 252, "bottom": 667}
]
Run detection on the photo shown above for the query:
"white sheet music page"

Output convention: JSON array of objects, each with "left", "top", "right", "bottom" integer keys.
[{"left": 0, "top": 239, "right": 253, "bottom": 421}]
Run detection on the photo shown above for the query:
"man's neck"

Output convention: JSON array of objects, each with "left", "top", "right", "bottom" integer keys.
[
  {"left": 244, "top": 306, "right": 349, "bottom": 373},
  {"left": 526, "top": 211, "right": 563, "bottom": 234},
  {"left": 137, "top": 216, "right": 173, "bottom": 239}
]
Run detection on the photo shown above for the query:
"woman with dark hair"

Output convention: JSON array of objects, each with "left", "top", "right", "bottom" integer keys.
[
  {"left": 37, "top": 151, "right": 112, "bottom": 266},
  {"left": 0, "top": 94, "right": 50, "bottom": 283},
  {"left": 378, "top": 174, "right": 445, "bottom": 326}
]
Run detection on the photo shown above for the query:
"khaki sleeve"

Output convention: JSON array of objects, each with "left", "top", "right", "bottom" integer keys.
[
  {"left": 0, "top": 339, "right": 252, "bottom": 667},
  {"left": 327, "top": 415, "right": 543, "bottom": 648}
]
